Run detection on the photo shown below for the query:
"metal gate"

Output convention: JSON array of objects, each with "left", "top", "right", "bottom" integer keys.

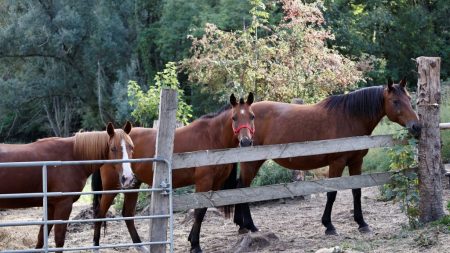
[{"left": 0, "top": 157, "right": 174, "bottom": 252}]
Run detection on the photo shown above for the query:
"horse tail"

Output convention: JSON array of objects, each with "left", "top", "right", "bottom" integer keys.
[
  {"left": 92, "top": 169, "right": 103, "bottom": 214},
  {"left": 91, "top": 169, "right": 107, "bottom": 233},
  {"left": 221, "top": 163, "right": 238, "bottom": 219}
]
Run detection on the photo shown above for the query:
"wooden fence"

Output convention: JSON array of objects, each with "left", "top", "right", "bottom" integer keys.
[{"left": 148, "top": 56, "right": 446, "bottom": 252}]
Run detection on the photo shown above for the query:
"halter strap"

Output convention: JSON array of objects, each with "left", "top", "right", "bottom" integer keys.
[{"left": 233, "top": 123, "right": 255, "bottom": 135}]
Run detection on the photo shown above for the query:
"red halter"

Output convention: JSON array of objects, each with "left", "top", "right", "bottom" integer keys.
[{"left": 233, "top": 123, "right": 255, "bottom": 135}]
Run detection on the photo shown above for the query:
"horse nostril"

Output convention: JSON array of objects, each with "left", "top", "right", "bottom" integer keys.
[
  {"left": 240, "top": 138, "right": 253, "bottom": 147},
  {"left": 121, "top": 175, "right": 127, "bottom": 185}
]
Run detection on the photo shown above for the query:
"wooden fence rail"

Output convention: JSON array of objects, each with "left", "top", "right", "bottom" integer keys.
[
  {"left": 173, "top": 171, "right": 397, "bottom": 211},
  {"left": 172, "top": 135, "right": 401, "bottom": 170}
]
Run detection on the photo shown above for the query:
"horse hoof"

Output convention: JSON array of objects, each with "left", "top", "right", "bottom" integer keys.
[
  {"left": 190, "top": 247, "right": 203, "bottom": 253},
  {"left": 358, "top": 226, "right": 372, "bottom": 234},
  {"left": 325, "top": 228, "right": 338, "bottom": 236},
  {"left": 250, "top": 227, "right": 260, "bottom": 233},
  {"left": 238, "top": 227, "right": 249, "bottom": 234}
]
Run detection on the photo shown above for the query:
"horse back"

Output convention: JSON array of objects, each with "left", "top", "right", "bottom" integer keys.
[
  {"left": 0, "top": 140, "right": 85, "bottom": 208},
  {"left": 251, "top": 101, "right": 370, "bottom": 171}
]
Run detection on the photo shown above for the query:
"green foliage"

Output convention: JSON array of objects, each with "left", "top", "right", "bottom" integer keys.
[
  {"left": 440, "top": 100, "right": 450, "bottom": 163},
  {"left": 183, "top": 0, "right": 366, "bottom": 103},
  {"left": 251, "top": 161, "right": 292, "bottom": 186},
  {"left": 364, "top": 119, "right": 403, "bottom": 173},
  {"left": 128, "top": 62, "right": 193, "bottom": 126},
  {"left": 380, "top": 129, "right": 420, "bottom": 229},
  {"left": 323, "top": 0, "right": 450, "bottom": 84},
  {"left": 0, "top": 1, "right": 139, "bottom": 140}
]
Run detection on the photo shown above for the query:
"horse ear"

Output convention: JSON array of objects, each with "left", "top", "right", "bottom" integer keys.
[
  {"left": 230, "top": 93, "right": 237, "bottom": 106},
  {"left": 107, "top": 122, "right": 115, "bottom": 137},
  {"left": 399, "top": 77, "right": 407, "bottom": 88},
  {"left": 387, "top": 77, "right": 394, "bottom": 91},
  {"left": 246, "top": 92, "right": 254, "bottom": 105},
  {"left": 123, "top": 121, "right": 132, "bottom": 134}
]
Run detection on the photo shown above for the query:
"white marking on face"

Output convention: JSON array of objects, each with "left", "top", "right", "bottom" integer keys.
[
  {"left": 121, "top": 139, "right": 134, "bottom": 184},
  {"left": 240, "top": 109, "right": 245, "bottom": 115}
]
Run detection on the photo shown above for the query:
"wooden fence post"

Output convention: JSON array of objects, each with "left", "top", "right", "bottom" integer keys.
[
  {"left": 416, "top": 56, "right": 445, "bottom": 222},
  {"left": 149, "top": 89, "right": 177, "bottom": 252}
]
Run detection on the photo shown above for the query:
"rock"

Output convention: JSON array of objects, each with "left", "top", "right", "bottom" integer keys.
[
  {"left": 315, "top": 246, "right": 344, "bottom": 253},
  {"left": 230, "top": 231, "right": 281, "bottom": 253}
]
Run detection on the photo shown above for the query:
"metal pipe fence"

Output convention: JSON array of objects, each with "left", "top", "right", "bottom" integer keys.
[{"left": 0, "top": 158, "right": 174, "bottom": 253}]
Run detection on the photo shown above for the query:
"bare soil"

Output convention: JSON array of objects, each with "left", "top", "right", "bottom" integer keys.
[{"left": 1, "top": 187, "right": 449, "bottom": 253}]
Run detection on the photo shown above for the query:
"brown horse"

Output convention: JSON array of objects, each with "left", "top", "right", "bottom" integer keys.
[
  {"left": 92, "top": 93, "right": 255, "bottom": 253},
  {"left": 0, "top": 122, "right": 134, "bottom": 252},
  {"left": 234, "top": 79, "right": 421, "bottom": 236}
]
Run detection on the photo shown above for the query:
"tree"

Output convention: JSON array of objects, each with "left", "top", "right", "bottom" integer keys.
[
  {"left": 0, "top": 0, "right": 139, "bottom": 140},
  {"left": 182, "top": 0, "right": 368, "bottom": 103},
  {"left": 128, "top": 62, "right": 193, "bottom": 127},
  {"left": 323, "top": 0, "right": 449, "bottom": 84}
]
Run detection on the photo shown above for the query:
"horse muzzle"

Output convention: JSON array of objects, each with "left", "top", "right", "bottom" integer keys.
[
  {"left": 121, "top": 175, "right": 138, "bottom": 189},
  {"left": 239, "top": 136, "right": 253, "bottom": 147},
  {"left": 406, "top": 121, "right": 422, "bottom": 139}
]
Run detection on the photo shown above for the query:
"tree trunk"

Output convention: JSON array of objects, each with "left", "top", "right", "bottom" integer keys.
[{"left": 416, "top": 56, "right": 445, "bottom": 223}]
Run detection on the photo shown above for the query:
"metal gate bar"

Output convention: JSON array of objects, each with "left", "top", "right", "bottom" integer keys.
[{"left": 0, "top": 157, "right": 174, "bottom": 252}]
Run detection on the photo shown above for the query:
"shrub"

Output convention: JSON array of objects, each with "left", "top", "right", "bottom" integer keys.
[{"left": 251, "top": 161, "right": 292, "bottom": 187}]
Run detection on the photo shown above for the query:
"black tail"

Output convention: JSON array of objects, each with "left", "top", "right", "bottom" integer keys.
[
  {"left": 91, "top": 169, "right": 107, "bottom": 234},
  {"left": 91, "top": 169, "right": 103, "bottom": 215},
  {"left": 221, "top": 163, "right": 238, "bottom": 218}
]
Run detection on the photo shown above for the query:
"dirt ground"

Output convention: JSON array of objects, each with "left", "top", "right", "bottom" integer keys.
[{"left": 1, "top": 186, "right": 449, "bottom": 253}]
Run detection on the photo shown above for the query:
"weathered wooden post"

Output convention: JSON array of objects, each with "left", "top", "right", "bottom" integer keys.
[
  {"left": 149, "top": 88, "right": 177, "bottom": 252},
  {"left": 416, "top": 56, "right": 445, "bottom": 222}
]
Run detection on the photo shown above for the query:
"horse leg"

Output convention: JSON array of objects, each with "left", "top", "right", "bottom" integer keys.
[
  {"left": 235, "top": 160, "right": 264, "bottom": 233},
  {"left": 93, "top": 192, "right": 117, "bottom": 249},
  {"left": 52, "top": 199, "right": 73, "bottom": 253},
  {"left": 188, "top": 169, "right": 215, "bottom": 253},
  {"left": 348, "top": 158, "right": 371, "bottom": 233},
  {"left": 321, "top": 160, "right": 345, "bottom": 235},
  {"left": 122, "top": 188, "right": 149, "bottom": 253},
  {"left": 35, "top": 205, "right": 55, "bottom": 249},
  {"left": 187, "top": 208, "right": 208, "bottom": 253}
]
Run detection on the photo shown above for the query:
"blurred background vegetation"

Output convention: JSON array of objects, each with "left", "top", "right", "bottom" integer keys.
[
  {"left": 11, "top": 0, "right": 444, "bottom": 209},
  {"left": 0, "top": 0, "right": 449, "bottom": 183},
  {"left": 1, "top": 0, "right": 448, "bottom": 143}
]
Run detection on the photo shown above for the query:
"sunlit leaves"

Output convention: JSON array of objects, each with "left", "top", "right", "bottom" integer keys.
[{"left": 183, "top": 0, "right": 365, "bottom": 103}]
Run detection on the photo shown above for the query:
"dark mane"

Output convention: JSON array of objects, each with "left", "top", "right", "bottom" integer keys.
[
  {"left": 200, "top": 104, "right": 232, "bottom": 119},
  {"left": 322, "top": 86, "right": 384, "bottom": 120}
]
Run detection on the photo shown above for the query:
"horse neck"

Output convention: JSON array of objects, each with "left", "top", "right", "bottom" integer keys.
[
  {"left": 360, "top": 111, "right": 386, "bottom": 135},
  {"left": 211, "top": 111, "right": 236, "bottom": 148},
  {"left": 191, "top": 110, "right": 236, "bottom": 149}
]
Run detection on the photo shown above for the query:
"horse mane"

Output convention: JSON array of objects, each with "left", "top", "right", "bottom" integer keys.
[
  {"left": 36, "top": 137, "right": 61, "bottom": 142},
  {"left": 74, "top": 130, "right": 124, "bottom": 161},
  {"left": 322, "top": 86, "right": 385, "bottom": 121},
  {"left": 200, "top": 104, "right": 232, "bottom": 119}
]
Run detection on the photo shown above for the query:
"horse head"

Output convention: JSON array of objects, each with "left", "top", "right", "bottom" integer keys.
[
  {"left": 230, "top": 92, "right": 255, "bottom": 147},
  {"left": 106, "top": 121, "right": 137, "bottom": 188},
  {"left": 383, "top": 78, "right": 421, "bottom": 138}
]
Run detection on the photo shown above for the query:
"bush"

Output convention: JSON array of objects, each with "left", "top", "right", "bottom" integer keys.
[
  {"left": 363, "top": 119, "right": 403, "bottom": 173},
  {"left": 441, "top": 103, "right": 450, "bottom": 163},
  {"left": 251, "top": 161, "right": 292, "bottom": 187},
  {"left": 379, "top": 129, "right": 420, "bottom": 229}
]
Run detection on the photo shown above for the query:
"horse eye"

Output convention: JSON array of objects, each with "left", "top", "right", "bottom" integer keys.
[
  {"left": 232, "top": 116, "right": 237, "bottom": 121},
  {"left": 393, "top": 100, "right": 400, "bottom": 106},
  {"left": 111, "top": 147, "right": 117, "bottom": 152}
]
